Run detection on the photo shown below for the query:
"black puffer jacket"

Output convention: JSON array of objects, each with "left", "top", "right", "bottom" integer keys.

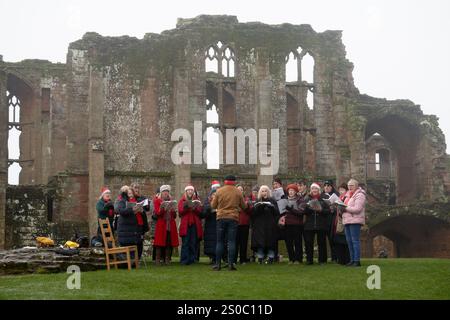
[
  {"left": 117, "top": 193, "right": 149, "bottom": 245},
  {"left": 303, "top": 194, "right": 330, "bottom": 231}
]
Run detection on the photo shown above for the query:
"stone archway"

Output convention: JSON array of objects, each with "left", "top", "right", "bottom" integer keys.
[
  {"left": 365, "top": 115, "right": 420, "bottom": 204},
  {"left": 367, "top": 215, "right": 450, "bottom": 258}
]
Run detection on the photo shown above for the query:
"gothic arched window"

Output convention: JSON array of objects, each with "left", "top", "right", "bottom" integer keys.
[{"left": 205, "top": 41, "right": 236, "bottom": 78}]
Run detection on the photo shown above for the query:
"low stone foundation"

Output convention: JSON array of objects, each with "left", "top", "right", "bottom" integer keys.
[{"left": 0, "top": 247, "right": 106, "bottom": 275}]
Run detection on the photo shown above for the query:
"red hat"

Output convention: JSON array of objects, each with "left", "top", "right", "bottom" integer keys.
[
  {"left": 185, "top": 184, "right": 195, "bottom": 192},
  {"left": 286, "top": 184, "right": 299, "bottom": 193}
]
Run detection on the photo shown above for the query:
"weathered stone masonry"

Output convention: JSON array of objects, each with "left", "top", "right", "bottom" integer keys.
[{"left": 1, "top": 15, "right": 449, "bottom": 257}]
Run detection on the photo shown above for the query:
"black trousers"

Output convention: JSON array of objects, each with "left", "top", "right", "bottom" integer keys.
[
  {"left": 327, "top": 232, "right": 337, "bottom": 261},
  {"left": 235, "top": 225, "right": 250, "bottom": 263},
  {"left": 284, "top": 225, "right": 304, "bottom": 262},
  {"left": 137, "top": 241, "right": 143, "bottom": 259},
  {"left": 304, "top": 229, "right": 327, "bottom": 263},
  {"left": 334, "top": 243, "right": 351, "bottom": 265}
]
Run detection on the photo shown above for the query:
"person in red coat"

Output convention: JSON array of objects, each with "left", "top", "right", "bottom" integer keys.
[
  {"left": 178, "top": 184, "right": 203, "bottom": 265},
  {"left": 235, "top": 184, "right": 253, "bottom": 264},
  {"left": 153, "top": 184, "right": 179, "bottom": 265}
]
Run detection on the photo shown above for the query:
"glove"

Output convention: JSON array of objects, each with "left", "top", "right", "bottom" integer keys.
[{"left": 105, "top": 202, "right": 114, "bottom": 210}]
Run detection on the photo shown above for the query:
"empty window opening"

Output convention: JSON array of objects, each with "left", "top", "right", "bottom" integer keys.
[
  {"left": 285, "top": 52, "right": 298, "bottom": 82},
  {"left": 7, "top": 90, "right": 22, "bottom": 185},
  {"left": 375, "top": 152, "right": 381, "bottom": 171},
  {"left": 301, "top": 52, "right": 314, "bottom": 84},
  {"left": 206, "top": 99, "right": 220, "bottom": 169},
  {"left": 306, "top": 89, "right": 314, "bottom": 110},
  {"left": 205, "top": 41, "right": 236, "bottom": 78}
]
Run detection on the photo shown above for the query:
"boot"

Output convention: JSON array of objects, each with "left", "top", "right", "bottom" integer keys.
[
  {"left": 165, "top": 247, "right": 172, "bottom": 265},
  {"left": 267, "top": 257, "right": 274, "bottom": 264},
  {"left": 229, "top": 263, "right": 237, "bottom": 271},
  {"left": 155, "top": 247, "right": 162, "bottom": 266}
]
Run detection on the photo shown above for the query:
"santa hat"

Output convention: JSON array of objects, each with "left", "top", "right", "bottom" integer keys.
[
  {"left": 160, "top": 185, "right": 171, "bottom": 193},
  {"left": 211, "top": 180, "right": 221, "bottom": 189},
  {"left": 185, "top": 184, "right": 195, "bottom": 192},
  {"left": 100, "top": 187, "right": 111, "bottom": 197},
  {"left": 310, "top": 182, "right": 321, "bottom": 192}
]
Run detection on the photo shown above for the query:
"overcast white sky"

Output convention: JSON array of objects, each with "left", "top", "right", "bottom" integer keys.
[{"left": 1, "top": 0, "right": 449, "bottom": 181}]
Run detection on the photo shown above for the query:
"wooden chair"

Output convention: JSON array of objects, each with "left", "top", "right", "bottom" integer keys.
[{"left": 98, "top": 218, "right": 139, "bottom": 271}]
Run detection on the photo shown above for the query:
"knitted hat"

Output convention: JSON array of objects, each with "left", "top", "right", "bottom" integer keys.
[
  {"left": 211, "top": 180, "right": 221, "bottom": 189},
  {"left": 323, "top": 180, "right": 334, "bottom": 186},
  {"left": 224, "top": 175, "right": 236, "bottom": 185},
  {"left": 310, "top": 182, "right": 321, "bottom": 192},
  {"left": 160, "top": 185, "right": 171, "bottom": 193},
  {"left": 224, "top": 175, "right": 236, "bottom": 181},
  {"left": 252, "top": 184, "right": 259, "bottom": 192},
  {"left": 286, "top": 183, "right": 299, "bottom": 193},
  {"left": 185, "top": 184, "right": 195, "bottom": 192}
]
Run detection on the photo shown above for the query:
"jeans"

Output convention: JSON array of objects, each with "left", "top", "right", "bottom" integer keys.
[
  {"left": 181, "top": 225, "right": 198, "bottom": 265},
  {"left": 256, "top": 248, "right": 275, "bottom": 259},
  {"left": 216, "top": 219, "right": 238, "bottom": 267},
  {"left": 345, "top": 224, "right": 361, "bottom": 262}
]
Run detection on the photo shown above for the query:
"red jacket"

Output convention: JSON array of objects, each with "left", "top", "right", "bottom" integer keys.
[
  {"left": 178, "top": 194, "right": 203, "bottom": 239},
  {"left": 239, "top": 196, "right": 252, "bottom": 226},
  {"left": 153, "top": 197, "right": 179, "bottom": 247}
]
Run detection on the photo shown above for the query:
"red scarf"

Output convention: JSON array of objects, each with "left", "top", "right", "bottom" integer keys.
[
  {"left": 344, "top": 190, "right": 354, "bottom": 205},
  {"left": 310, "top": 193, "right": 321, "bottom": 200},
  {"left": 105, "top": 199, "right": 114, "bottom": 218},
  {"left": 184, "top": 194, "right": 198, "bottom": 226},
  {"left": 129, "top": 198, "right": 144, "bottom": 226}
]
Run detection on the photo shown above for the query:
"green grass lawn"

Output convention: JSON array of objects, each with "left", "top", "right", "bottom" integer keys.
[{"left": 0, "top": 258, "right": 449, "bottom": 300}]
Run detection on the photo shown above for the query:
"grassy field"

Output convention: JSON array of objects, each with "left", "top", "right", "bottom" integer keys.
[{"left": 0, "top": 258, "right": 449, "bottom": 300}]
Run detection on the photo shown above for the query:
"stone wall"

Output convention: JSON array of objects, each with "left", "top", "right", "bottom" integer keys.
[
  {"left": 0, "top": 15, "right": 449, "bottom": 252},
  {"left": 5, "top": 185, "right": 88, "bottom": 248}
]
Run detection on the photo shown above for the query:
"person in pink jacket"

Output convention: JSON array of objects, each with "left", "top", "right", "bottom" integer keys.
[{"left": 342, "top": 179, "right": 366, "bottom": 267}]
